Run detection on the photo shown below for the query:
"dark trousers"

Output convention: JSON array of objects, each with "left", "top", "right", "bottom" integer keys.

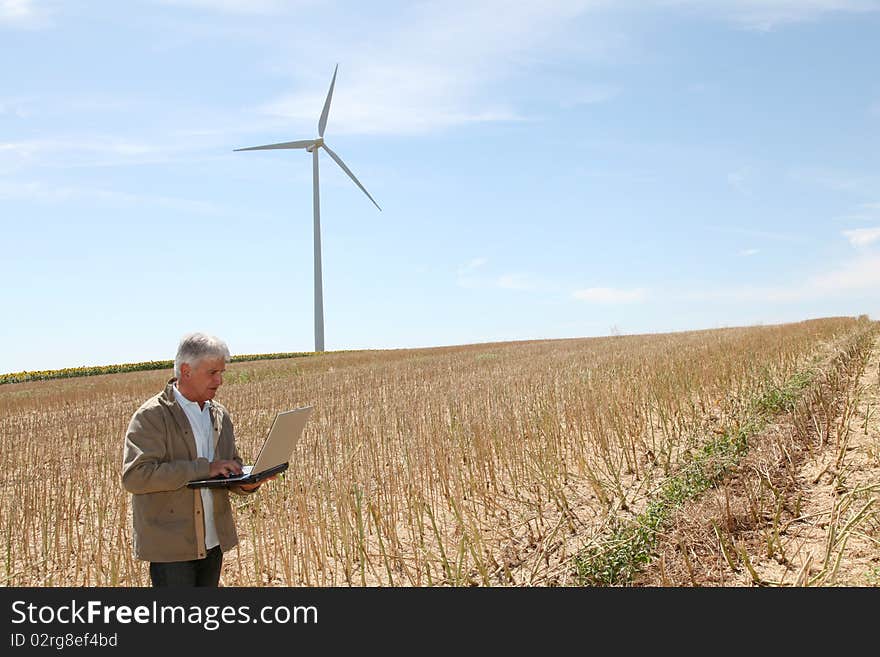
[{"left": 149, "top": 546, "right": 223, "bottom": 587}]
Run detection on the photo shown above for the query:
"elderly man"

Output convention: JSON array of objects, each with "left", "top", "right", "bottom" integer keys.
[{"left": 122, "top": 332, "right": 270, "bottom": 587}]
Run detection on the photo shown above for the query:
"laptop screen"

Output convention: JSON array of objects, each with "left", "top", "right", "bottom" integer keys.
[{"left": 250, "top": 406, "right": 313, "bottom": 473}]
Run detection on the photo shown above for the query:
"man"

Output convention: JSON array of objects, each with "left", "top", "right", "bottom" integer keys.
[{"left": 122, "top": 332, "right": 272, "bottom": 586}]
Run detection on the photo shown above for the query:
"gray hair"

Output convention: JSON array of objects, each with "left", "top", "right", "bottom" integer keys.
[{"left": 174, "top": 332, "right": 231, "bottom": 378}]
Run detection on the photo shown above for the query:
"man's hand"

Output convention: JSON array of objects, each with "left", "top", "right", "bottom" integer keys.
[
  {"left": 239, "top": 474, "right": 278, "bottom": 492},
  {"left": 208, "top": 459, "right": 243, "bottom": 478}
]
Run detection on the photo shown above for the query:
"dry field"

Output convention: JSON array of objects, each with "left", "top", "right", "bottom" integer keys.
[{"left": 0, "top": 316, "right": 875, "bottom": 586}]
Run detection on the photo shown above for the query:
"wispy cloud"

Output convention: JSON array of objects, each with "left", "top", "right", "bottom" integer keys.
[
  {"left": 705, "top": 224, "right": 806, "bottom": 244},
  {"left": 831, "top": 213, "right": 876, "bottom": 223},
  {"left": 260, "top": 90, "right": 522, "bottom": 137},
  {"left": 661, "top": 0, "right": 880, "bottom": 31},
  {"left": 0, "top": 179, "right": 231, "bottom": 216},
  {"left": 114, "top": 2, "right": 880, "bottom": 142},
  {"left": 459, "top": 257, "right": 488, "bottom": 273},
  {"left": 811, "top": 253, "right": 880, "bottom": 292},
  {"left": 0, "top": 0, "right": 49, "bottom": 28},
  {"left": 830, "top": 201, "right": 880, "bottom": 223},
  {"left": 456, "top": 257, "right": 489, "bottom": 288},
  {"left": 0, "top": 97, "right": 34, "bottom": 118},
  {"left": 0, "top": 137, "right": 178, "bottom": 172},
  {"left": 1, "top": 137, "right": 161, "bottom": 158},
  {"left": 739, "top": 248, "right": 759, "bottom": 256},
  {"left": 727, "top": 170, "right": 747, "bottom": 188},
  {"left": 727, "top": 167, "right": 757, "bottom": 195},
  {"left": 789, "top": 167, "right": 880, "bottom": 194},
  {"left": 687, "top": 253, "right": 880, "bottom": 302},
  {"left": 155, "top": 0, "right": 307, "bottom": 13},
  {"left": 0, "top": 93, "right": 305, "bottom": 172},
  {"left": 0, "top": 127, "right": 256, "bottom": 171},
  {"left": 244, "top": 1, "right": 616, "bottom": 136},
  {"left": 573, "top": 287, "right": 646, "bottom": 303},
  {"left": 496, "top": 273, "right": 537, "bottom": 290},
  {"left": 160, "top": 0, "right": 880, "bottom": 30},
  {"left": 559, "top": 85, "right": 620, "bottom": 109},
  {"left": 457, "top": 258, "right": 540, "bottom": 291},
  {"left": 843, "top": 227, "right": 880, "bottom": 247}
]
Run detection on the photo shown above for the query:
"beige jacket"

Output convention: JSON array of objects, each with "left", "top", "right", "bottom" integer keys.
[{"left": 122, "top": 379, "right": 251, "bottom": 562}]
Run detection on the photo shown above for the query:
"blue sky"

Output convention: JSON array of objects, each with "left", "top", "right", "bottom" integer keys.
[{"left": 2, "top": 0, "right": 879, "bottom": 373}]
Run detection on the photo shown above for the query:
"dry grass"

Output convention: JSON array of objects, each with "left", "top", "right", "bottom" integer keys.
[{"left": 0, "top": 317, "right": 868, "bottom": 586}]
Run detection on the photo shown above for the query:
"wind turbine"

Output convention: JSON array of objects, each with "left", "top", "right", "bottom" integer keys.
[{"left": 235, "top": 64, "right": 381, "bottom": 353}]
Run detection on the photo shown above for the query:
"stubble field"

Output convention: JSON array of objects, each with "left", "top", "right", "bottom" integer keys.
[{"left": 1, "top": 316, "right": 876, "bottom": 586}]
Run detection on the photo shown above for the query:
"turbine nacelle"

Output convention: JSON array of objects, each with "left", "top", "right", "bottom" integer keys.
[{"left": 306, "top": 137, "right": 324, "bottom": 153}]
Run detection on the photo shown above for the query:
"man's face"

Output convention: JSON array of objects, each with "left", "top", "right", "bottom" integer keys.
[{"left": 179, "top": 356, "right": 226, "bottom": 404}]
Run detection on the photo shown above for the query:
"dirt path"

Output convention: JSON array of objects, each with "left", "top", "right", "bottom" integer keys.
[{"left": 635, "top": 332, "right": 880, "bottom": 586}]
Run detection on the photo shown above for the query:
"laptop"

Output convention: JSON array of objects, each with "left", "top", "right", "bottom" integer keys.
[{"left": 187, "top": 405, "right": 314, "bottom": 489}]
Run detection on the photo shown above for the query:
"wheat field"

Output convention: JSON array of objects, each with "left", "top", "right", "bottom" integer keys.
[{"left": 0, "top": 316, "right": 869, "bottom": 586}]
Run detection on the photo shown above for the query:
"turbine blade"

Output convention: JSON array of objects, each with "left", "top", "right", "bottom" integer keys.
[
  {"left": 234, "top": 139, "right": 315, "bottom": 151},
  {"left": 323, "top": 143, "right": 382, "bottom": 211},
  {"left": 318, "top": 64, "right": 338, "bottom": 139}
]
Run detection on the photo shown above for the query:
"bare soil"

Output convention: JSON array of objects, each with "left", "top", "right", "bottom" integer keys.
[{"left": 633, "top": 336, "right": 880, "bottom": 587}]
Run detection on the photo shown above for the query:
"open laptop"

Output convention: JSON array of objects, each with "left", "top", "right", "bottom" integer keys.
[{"left": 187, "top": 405, "right": 314, "bottom": 489}]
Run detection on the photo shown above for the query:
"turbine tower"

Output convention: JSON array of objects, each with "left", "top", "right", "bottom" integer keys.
[{"left": 235, "top": 64, "right": 381, "bottom": 353}]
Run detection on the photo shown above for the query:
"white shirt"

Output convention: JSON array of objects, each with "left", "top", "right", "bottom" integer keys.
[{"left": 173, "top": 384, "right": 220, "bottom": 551}]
